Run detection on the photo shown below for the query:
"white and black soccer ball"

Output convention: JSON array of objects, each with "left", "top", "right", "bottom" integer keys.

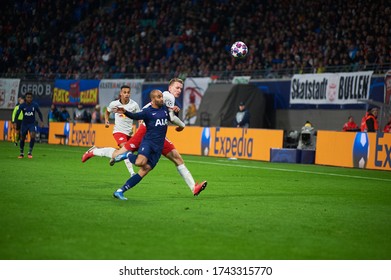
[{"left": 230, "top": 41, "right": 248, "bottom": 58}]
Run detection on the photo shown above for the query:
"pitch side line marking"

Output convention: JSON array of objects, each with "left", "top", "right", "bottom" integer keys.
[
  {"left": 54, "top": 147, "right": 390, "bottom": 182},
  {"left": 182, "top": 159, "right": 391, "bottom": 183}
]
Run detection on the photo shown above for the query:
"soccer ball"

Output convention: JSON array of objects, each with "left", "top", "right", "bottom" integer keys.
[{"left": 230, "top": 41, "right": 248, "bottom": 58}]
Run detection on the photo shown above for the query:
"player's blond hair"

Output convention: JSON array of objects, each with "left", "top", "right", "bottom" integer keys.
[{"left": 169, "top": 78, "right": 184, "bottom": 86}]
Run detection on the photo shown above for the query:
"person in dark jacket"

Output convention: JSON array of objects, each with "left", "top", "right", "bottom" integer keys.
[{"left": 233, "top": 102, "right": 250, "bottom": 128}]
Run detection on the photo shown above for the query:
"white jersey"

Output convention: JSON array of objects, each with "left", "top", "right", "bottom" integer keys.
[
  {"left": 142, "top": 91, "right": 175, "bottom": 109},
  {"left": 107, "top": 99, "right": 140, "bottom": 135},
  {"left": 163, "top": 91, "right": 175, "bottom": 108}
]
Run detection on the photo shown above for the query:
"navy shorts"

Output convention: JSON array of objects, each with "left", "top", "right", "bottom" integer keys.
[
  {"left": 21, "top": 123, "right": 37, "bottom": 136},
  {"left": 138, "top": 141, "right": 163, "bottom": 169}
]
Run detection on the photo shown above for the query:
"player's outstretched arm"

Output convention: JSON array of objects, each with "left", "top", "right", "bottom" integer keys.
[{"left": 114, "top": 107, "right": 145, "bottom": 121}]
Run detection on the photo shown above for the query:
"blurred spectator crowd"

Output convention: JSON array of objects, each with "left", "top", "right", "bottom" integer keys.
[{"left": 1, "top": 0, "right": 390, "bottom": 80}]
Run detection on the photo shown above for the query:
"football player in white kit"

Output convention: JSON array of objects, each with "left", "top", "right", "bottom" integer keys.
[{"left": 82, "top": 85, "right": 140, "bottom": 176}]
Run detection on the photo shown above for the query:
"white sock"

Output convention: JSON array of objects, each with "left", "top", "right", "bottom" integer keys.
[
  {"left": 177, "top": 164, "right": 195, "bottom": 191},
  {"left": 116, "top": 189, "right": 122, "bottom": 192},
  {"left": 93, "top": 147, "right": 116, "bottom": 158},
  {"left": 124, "top": 158, "right": 135, "bottom": 175}
]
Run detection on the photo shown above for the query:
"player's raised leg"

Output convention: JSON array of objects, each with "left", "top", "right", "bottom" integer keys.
[{"left": 82, "top": 146, "right": 116, "bottom": 162}]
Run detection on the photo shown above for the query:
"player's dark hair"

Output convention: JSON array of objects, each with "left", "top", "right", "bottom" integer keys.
[
  {"left": 150, "top": 89, "right": 162, "bottom": 99},
  {"left": 25, "top": 92, "right": 33, "bottom": 97},
  {"left": 121, "top": 85, "right": 130, "bottom": 90}
]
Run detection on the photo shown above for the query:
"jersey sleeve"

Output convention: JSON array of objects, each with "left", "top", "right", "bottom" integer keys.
[
  {"left": 169, "top": 110, "right": 185, "bottom": 128},
  {"left": 163, "top": 91, "right": 175, "bottom": 108},
  {"left": 124, "top": 109, "right": 147, "bottom": 121},
  {"left": 14, "top": 104, "right": 23, "bottom": 122},
  {"left": 106, "top": 101, "right": 116, "bottom": 113}
]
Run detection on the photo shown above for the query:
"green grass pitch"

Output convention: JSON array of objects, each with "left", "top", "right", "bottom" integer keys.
[{"left": 0, "top": 141, "right": 390, "bottom": 260}]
